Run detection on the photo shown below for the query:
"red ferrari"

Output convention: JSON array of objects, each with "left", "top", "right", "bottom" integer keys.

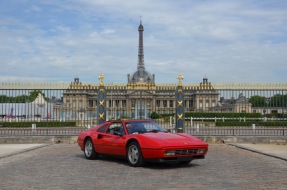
[{"left": 78, "top": 120, "right": 208, "bottom": 167}]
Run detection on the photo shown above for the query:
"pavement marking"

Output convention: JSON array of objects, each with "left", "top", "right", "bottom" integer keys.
[
  {"left": 0, "top": 144, "right": 52, "bottom": 159},
  {"left": 229, "top": 143, "right": 287, "bottom": 161}
]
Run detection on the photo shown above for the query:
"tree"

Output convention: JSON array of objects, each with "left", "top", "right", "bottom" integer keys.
[
  {"left": 249, "top": 95, "right": 267, "bottom": 107},
  {"left": 29, "top": 90, "right": 44, "bottom": 102},
  {"left": 269, "top": 94, "right": 287, "bottom": 107},
  {"left": 0, "top": 90, "right": 47, "bottom": 103}
]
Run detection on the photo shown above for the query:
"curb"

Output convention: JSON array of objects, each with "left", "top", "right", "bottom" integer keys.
[
  {"left": 0, "top": 144, "right": 52, "bottom": 159},
  {"left": 229, "top": 143, "right": 287, "bottom": 161}
]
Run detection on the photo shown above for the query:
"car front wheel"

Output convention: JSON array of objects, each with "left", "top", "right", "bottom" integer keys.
[
  {"left": 84, "top": 138, "right": 98, "bottom": 160},
  {"left": 127, "top": 141, "right": 144, "bottom": 167}
]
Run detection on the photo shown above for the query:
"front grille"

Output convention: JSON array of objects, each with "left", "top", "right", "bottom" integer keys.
[{"left": 175, "top": 149, "right": 198, "bottom": 155}]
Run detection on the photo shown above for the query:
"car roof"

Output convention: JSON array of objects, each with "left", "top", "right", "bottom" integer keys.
[{"left": 108, "top": 120, "right": 153, "bottom": 123}]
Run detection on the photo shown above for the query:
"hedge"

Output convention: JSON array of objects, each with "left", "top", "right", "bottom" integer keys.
[
  {"left": 151, "top": 112, "right": 264, "bottom": 119},
  {"left": 215, "top": 121, "right": 286, "bottom": 127},
  {"left": 185, "top": 112, "right": 262, "bottom": 118}
]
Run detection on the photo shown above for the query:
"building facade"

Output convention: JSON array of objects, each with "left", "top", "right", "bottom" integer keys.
[{"left": 62, "top": 20, "right": 220, "bottom": 120}]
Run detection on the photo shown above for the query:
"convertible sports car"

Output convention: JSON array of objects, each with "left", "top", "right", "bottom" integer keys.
[{"left": 78, "top": 120, "right": 208, "bottom": 167}]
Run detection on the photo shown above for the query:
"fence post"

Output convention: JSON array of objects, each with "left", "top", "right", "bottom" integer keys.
[
  {"left": 175, "top": 74, "right": 184, "bottom": 133},
  {"left": 97, "top": 74, "right": 106, "bottom": 124}
]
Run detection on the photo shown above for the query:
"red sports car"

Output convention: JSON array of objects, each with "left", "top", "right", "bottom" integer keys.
[{"left": 78, "top": 120, "right": 208, "bottom": 167}]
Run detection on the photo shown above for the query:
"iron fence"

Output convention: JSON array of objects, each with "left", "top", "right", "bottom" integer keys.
[
  {"left": 0, "top": 82, "right": 287, "bottom": 136},
  {"left": 0, "top": 126, "right": 286, "bottom": 136}
]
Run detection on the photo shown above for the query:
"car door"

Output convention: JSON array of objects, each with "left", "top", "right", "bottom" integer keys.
[{"left": 96, "top": 122, "right": 127, "bottom": 156}]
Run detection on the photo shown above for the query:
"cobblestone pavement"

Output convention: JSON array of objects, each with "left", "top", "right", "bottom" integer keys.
[{"left": 0, "top": 144, "right": 286, "bottom": 190}]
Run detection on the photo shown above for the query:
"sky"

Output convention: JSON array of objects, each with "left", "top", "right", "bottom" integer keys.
[{"left": 1, "top": 0, "right": 287, "bottom": 84}]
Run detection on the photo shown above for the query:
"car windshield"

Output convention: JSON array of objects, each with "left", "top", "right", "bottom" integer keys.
[{"left": 125, "top": 121, "right": 166, "bottom": 134}]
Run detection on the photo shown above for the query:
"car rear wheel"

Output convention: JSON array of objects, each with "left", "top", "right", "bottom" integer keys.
[
  {"left": 84, "top": 138, "right": 98, "bottom": 159},
  {"left": 127, "top": 141, "right": 144, "bottom": 167}
]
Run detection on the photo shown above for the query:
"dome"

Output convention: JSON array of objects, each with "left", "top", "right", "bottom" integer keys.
[{"left": 129, "top": 70, "right": 154, "bottom": 83}]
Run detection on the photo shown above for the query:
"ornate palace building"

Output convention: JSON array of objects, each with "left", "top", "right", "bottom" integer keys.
[{"left": 62, "top": 20, "right": 220, "bottom": 120}]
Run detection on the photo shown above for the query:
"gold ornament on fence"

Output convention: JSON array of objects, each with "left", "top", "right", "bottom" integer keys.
[
  {"left": 177, "top": 74, "right": 184, "bottom": 86},
  {"left": 99, "top": 113, "right": 105, "bottom": 119},
  {"left": 98, "top": 73, "right": 105, "bottom": 86}
]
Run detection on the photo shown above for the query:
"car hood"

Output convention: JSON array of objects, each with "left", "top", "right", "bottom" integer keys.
[{"left": 140, "top": 132, "right": 207, "bottom": 148}]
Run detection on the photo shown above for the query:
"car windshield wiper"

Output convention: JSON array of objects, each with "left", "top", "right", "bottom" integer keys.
[{"left": 148, "top": 129, "right": 160, "bottom": 133}]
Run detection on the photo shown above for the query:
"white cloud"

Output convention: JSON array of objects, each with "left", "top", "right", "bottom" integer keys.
[
  {"left": 26, "top": 5, "right": 42, "bottom": 12},
  {"left": 0, "top": 0, "right": 286, "bottom": 84}
]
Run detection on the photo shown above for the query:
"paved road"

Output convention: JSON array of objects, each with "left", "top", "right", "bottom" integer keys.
[{"left": 1, "top": 144, "right": 286, "bottom": 190}]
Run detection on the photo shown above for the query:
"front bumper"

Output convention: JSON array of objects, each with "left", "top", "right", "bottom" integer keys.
[{"left": 146, "top": 155, "right": 205, "bottom": 163}]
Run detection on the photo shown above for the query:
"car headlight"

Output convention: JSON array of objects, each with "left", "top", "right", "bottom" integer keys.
[
  {"left": 164, "top": 150, "right": 176, "bottom": 156},
  {"left": 197, "top": 149, "right": 205, "bottom": 154}
]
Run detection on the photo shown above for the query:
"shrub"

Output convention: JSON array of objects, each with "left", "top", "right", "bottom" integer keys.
[
  {"left": 185, "top": 112, "right": 262, "bottom": 118},
  {"left": 150, "top": 112, "right": 160, "bottom": 119}
]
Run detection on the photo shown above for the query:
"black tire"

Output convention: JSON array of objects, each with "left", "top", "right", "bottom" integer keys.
[
  {"left": 127, "top": 141, "right": 145, "bottom": 167},
  {"left": 84, "top": 138, "right": 98, "bottom": 160}
]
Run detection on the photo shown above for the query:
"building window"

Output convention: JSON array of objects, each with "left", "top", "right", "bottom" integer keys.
[
  {"left": 115, "top": 100, "right": 119, "bottom": 107},
  {"left": 156, "top": 100, "right": 160, "bottom": 108},
  {"left": 132, "top": 100, "right": 135, "bottom": 108},
  {"left": 271, "top": 110, "right": 278, "bottom": 114},
  {"left": 206, "top": 101, "right": 209, "bottom": 108},
  {"left": 169, "top": 100, "right": 173, "bottom": 108},
  {"left": 163, "top": 100, "right": 167, "bottom": 108},
  {"left": 189, "top": 100, "right": 193, "bottom": 108},
  {"left": 79, "top": 100, "right": 83, "bottom": 108},
  {"left": 122, "top": 100, "right": 126, "bottom": 107},
  {"left": 89, "top": 100, "right": 93, "bottom": 107}
]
